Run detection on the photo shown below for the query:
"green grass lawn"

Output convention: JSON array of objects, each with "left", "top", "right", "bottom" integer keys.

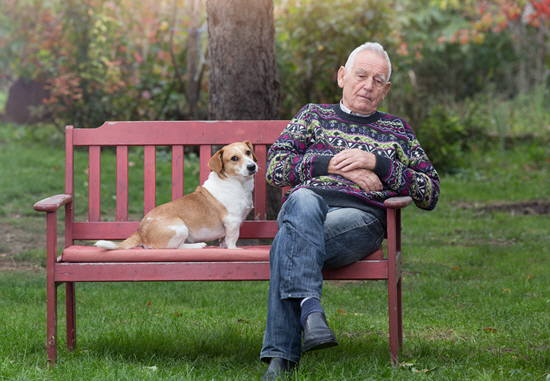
[{"left": 1, "top": 123, "right": 549, "bottom": 380}]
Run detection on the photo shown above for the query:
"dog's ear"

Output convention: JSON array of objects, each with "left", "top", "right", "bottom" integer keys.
[
  {"left": 243, "top": 140, "right": 258, "bottom": 162},
  {"left": 208, "top": 148, "right": 227, "bottom": 179}
]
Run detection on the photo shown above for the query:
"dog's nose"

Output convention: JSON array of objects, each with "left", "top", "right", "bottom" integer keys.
[{"left": 247, "top": 164, "right": 257, "bottom": 173}]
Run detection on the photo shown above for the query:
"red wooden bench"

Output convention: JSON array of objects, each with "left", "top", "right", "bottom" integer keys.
[{"left": 33, "top": 120, "right": 411, "bottom": 365}]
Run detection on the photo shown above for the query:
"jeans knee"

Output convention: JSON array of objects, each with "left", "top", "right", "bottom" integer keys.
[
  {"left": 287, "top": 189, "right": 327, "bottom": 213},
  {"left": 278, "top": 189, "right": 328, "bottom": 226}
]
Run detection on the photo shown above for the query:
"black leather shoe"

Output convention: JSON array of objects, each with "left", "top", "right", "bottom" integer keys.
[
  {"left": 302, "top": 311, "right": 339, "bottom": 352},
  {"left": 261, "top": 357, "right": 296, "bottom": 380}
]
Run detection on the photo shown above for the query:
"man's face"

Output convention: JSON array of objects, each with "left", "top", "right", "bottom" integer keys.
[{"left": 338, "top": 50, "right": 391, "bottom": 115}]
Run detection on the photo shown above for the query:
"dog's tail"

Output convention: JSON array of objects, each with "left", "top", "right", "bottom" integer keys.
[{"left": 95, "top": 232, "right": 142, "bottom": 250}]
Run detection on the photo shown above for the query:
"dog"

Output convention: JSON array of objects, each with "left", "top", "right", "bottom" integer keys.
[{"left": 94, "top": 141, "right": 258, "bottom": 250}]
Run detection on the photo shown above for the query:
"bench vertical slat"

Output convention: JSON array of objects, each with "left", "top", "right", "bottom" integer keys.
[
  {"left": 199, "top": 145, "right": 211, "bottom": 185},
  {"left": 144, "top": 145, "right": 156, "bottom": 215},
  {"left": 88, "top": 146, "right": 101, "bottom": 221},
  {"left": 254, "top": 145, "right": 267, "bottom": 220},
  {"left": 172, "top": 145, "right": 184, "bottom": 200},
  {"left": 116, "top": 146, "right": 129, "bottom": 221},
  {"left": 65, "top": 126, "right": 74, "bottom": 246}
]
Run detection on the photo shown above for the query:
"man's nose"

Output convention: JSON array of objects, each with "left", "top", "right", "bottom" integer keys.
[{"left": 363, "top": 77, "right": 374, "bottom": 90}]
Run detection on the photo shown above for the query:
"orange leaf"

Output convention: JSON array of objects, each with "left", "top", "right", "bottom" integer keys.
[{"left": 337, "top": 309, "right": 347, "bottom": 316}]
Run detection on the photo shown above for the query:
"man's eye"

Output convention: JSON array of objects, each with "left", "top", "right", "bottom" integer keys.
[{"left": 231, "top": 156, "right": 239, "bottom": 161}]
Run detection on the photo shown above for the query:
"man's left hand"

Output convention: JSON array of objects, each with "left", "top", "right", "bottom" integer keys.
[
  {"left": 339, "top": 168, "right": 383, "bottom": 192},
  {"left": 331, "top": 149, "right": 377, "bottom": 171}
]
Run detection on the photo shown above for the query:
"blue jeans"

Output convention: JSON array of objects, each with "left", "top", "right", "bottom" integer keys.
[{"left": 260, "top": 188, "right": 385, "bottom": 364}]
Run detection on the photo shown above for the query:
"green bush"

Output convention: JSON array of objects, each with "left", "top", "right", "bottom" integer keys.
[{"left": 415, "top": 106, "right": 485, "bottom": 173}]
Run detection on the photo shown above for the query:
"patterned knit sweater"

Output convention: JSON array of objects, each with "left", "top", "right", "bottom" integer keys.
[{"left": 266, "top": 103, "right": 440, "bottom": 226}]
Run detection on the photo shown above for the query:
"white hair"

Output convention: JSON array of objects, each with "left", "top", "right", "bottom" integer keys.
[{"left": 344, "top": 42, "right": 392, "bottom": 82}]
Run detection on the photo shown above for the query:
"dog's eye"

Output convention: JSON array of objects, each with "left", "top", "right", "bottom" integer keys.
[
  {"left": 246, "top": 150, "right": 251, "bottom": 156},
  {"left": 231, "top": 156, "right": 239, "bottom": 161}
]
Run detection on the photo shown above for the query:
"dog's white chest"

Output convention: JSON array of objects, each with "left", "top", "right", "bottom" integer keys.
[{"left": 203, "top": 173, "right": 254, "bottom": 217}]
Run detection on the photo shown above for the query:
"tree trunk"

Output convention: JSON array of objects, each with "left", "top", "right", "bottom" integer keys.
[
  {"left": 186, "top": 0, "right": 201, "bottom": 119},
  {"left": 207, "top": 0, "right": 281, "bottom": 221},
  {"left": 207, "top": 0, "right": 280, "bottom": 120}
]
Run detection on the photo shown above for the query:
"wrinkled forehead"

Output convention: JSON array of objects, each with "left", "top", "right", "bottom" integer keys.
[{"left": 352, "top": 51, "right": 390, "bottom": 78}]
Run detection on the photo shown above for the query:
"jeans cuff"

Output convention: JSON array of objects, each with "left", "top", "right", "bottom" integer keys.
[
  {"left": 280, "top": 292, "right": 321, "bottom": 300},
  {"left": 260, "top": 351, "right": 301, "bottom": 365}
]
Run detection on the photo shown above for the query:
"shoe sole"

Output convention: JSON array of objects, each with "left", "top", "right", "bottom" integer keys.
[{"left": 302, "top": 338, "right": 339, "bottom": 352}]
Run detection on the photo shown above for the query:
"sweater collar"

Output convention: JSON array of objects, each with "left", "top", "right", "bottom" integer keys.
[
  {"left": 339, "top": 100, "right": 374, "bottom": 117},
  {"left": 335, "top": 103, "right": 381, "bottom": 124}
]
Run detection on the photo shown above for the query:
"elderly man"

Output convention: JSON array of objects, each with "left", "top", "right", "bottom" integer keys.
[{"left": 260, "top": 42, "right": 440, "bottom": 380}]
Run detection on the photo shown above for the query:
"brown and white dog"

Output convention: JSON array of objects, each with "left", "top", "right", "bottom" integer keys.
[{"left": 94, "top": 141, "right": 258, "bottom": 250}]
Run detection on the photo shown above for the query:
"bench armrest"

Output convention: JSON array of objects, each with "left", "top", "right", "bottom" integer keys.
[
  {"left": 383, "top": 196, "right": 412, "bottom": 209},
  {"left": 34, "top": 194, "right": 73, "bottom": 212}
]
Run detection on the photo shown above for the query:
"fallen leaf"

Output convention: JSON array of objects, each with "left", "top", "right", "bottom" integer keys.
[
  {"left": 483, "top": 327, "right": 497, "bottom": 333},
  {"left": 413, "top": 367, "right": 438, "bottom": 373},
  {"left": 337, "top": 309, "right": 347, "bottom": 316},
  {"left": 146, "top": 301, "right": 152, "bottom": 307}
]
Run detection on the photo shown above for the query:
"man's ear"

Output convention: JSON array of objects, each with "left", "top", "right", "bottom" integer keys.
[
  {"left": 381, "top": 81, "right": 391, "bottom": 100},
  {"left": 337, "top": 66, "right": 346, "bottom": 89}
]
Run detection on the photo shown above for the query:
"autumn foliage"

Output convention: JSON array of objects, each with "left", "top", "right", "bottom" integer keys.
[
  {"left": 0, "top": 0, "right": 205, "bottom": 128},
  {"left": 0, "top": 0, "right": 548, "bottom": 129}
]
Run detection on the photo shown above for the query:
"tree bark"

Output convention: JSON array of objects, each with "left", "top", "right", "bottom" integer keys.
[
  {"left": 207, "top": 0, "right": 280, "bottom": 120},
  {"left": 207, "top": 0, "right": 281, "bottom": 221},
  {"left": 186, "top": 0, "right": 201, "bottom": 119}
]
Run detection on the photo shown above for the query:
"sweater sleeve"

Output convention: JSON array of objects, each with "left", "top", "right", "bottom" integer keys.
[
  {"left": 265, "top": 105, "right": 332, "bottom": 187},
  {"left": 377, "top": 127, "right": 440, "bottom": 211}
]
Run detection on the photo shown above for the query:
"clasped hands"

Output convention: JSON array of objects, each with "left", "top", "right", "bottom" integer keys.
[{"left": 327, "top": 149, "right": 382, "bottom": 192}]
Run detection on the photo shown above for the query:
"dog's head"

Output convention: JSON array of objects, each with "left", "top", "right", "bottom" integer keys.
[{"left": 208, "top": 141, "right": 258, "bottom": 179}]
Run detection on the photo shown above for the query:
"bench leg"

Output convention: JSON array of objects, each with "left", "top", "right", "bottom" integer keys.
[
  {"left": 66, "top": 282, "right": 76, "bottom": 352},
  {"left": 46, "top": 212, "right": 58, "bottom": 365},
  {"left": 388, "top": 279, "right": 399, "bottom": 365},
  {"left": 46, "top": 275, "right": 57, "bottom": 365},
  {"left": 397, "top": 278, "right": 403, "bottom": 349}
]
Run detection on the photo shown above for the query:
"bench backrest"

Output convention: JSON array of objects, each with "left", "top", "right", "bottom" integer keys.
[{"left": 64, "top": 120, "right": 288, "bottom": 246}]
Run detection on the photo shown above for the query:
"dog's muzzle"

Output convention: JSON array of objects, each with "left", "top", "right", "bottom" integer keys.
[{"left": 247, "top": 163, "right": 258, "bottom": 175}]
